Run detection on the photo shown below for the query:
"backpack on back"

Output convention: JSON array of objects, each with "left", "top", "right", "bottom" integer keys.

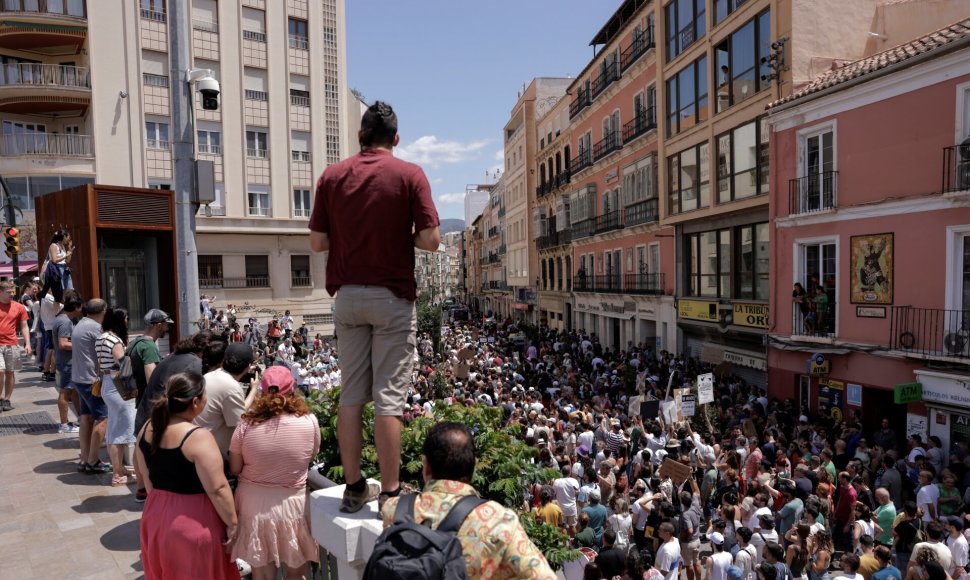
[{"left": 364, "top": 493, "right": 485, "bottom": 580}]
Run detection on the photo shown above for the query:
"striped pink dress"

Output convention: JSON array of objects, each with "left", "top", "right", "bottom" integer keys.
[{"left": 229, "top": 413, "right": 321, "bottom": 569}]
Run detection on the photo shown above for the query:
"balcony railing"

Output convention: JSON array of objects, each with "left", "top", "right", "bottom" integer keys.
[
  {"left": 569, "top": 87, "right": 591, "bottom": 119},
  {"left": 591, "top": 61, "right": 620, "bottom": 99},
  {"left": 211, "top": 276, "right": 270, "bottom": 289},
  {"left": 289, "top": 35, "right": 309, "bottom": 50},
  {"left": 192, "top": 17, "right": 218, "bottom": 33},
  {"left": 595, "top": 210, "right": 622, "bottom": 233},
  {"left": 293, "top": 208, "right": 311, "bottom": 218},
  {"left": 242, "top": 29, "right": 266, "bottom": 42},
  {"left": 244, "top": 89, "right": 268, "bottom": 101},
  {"left": 571, "top": 218, "right": 595, "bottom": 240},
  {"left": 891, "top": 306, "right": 970, "bottom": 360},
  {"left": 497, "top": 206, "right": 505, "bottom": 218},
  {"left": 574, "top": 272, "right": 664, "bottom": 295},
  {"left": 140, "top": 7, "right": 165, "bottom": 21},
  {"left": 497, "top": 244, "right": 507, "bottom": 255},
  {"left": 2, "top": 0, "right": 86, "bottom": 17},
  {"left": 142, "top": 72, "right": 168, "bottom": 88},
  {"left": 593, "top": 132, "right": 620, "bottom": 161},
  {"left": 248, "top": 206, "right": 270, "bottom": 217},
  {"left": 247, "top": 148, "right": 268, "bottom": 159},
  {"left": 198, "top": 144, "right": 221, "bottom": 155},
  {"left": 792, "top": 297, "right": 837, "bottom": 337},
  {"left": 622, "top": 107, "right": 657, "bottom": 143},
  {"left": 943, "top": 144, "right": 970, "bottom": 193},
  {"left": 789, "top": 171, "right": 838, "bottom": 215},
  {"left": 291, "top": 276, "right": 312, "bottom": 287},
  {"left": 0, "top": 63, "right": 90, "bottom": 89},
  {"left": 290, "top": 94, "right": 310, "bottom": 107},
  {"left": 1, "top": 133, "right": 91, "bottom": 157},
  {"left": 555, "top": 170, "right": 571, "bottom": 188},
  {"left": 620, "top": 26, "right": 655, "bottom": 71},
  {"left": 573, "top": 149, "right": 592, "bottom": 173},
  {"left": 291, "top": 150, "right": 311, "bottom": 162},
  {"left": 623, "top": 198, "right": 659, "bottom": 226},
  {"left": 537, "top": 229, "right": 572, "bottom": 251}
]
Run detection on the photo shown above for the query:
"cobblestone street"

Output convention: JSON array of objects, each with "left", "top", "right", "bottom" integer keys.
[{"left": 0, "top": 366, "right": 142, "bottom": 580}]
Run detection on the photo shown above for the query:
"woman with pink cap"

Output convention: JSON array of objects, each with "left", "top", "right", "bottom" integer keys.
[{"left": 229, "top": 366, "right": 320, "bottom": 580}]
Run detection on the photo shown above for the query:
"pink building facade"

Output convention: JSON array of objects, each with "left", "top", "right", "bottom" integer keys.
[{"left": 766, "top": 21, "right": 970, "bottom": 446}]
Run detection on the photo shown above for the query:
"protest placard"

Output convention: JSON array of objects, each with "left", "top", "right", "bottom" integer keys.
[
  {"left": 659, "top": 457, "right": 692, "bottom": 486},
  {"left": 698, "top": 373, "right": 715, "bottom": 405},
  {"left": 681, "top": 394, "right": 696, "bottom": 417}
]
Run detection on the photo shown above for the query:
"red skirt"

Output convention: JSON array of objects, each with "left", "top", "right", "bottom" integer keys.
[{"left": 140, "top": 489, "right": 241, "bottom": 580}]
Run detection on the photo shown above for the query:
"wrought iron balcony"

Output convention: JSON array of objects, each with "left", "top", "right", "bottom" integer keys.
[
  {"left": 791, "top": 296, "right": 837, "bottom": 337},
  {"left": 891, "top": 306, "right": 970, "bottom": 360},
  {"left": 591, "top": 61, "right": 620, "bottom": 100},
  {"left": 573, "top": 272, "right": 664, "bottom": 295},
  {"left": 622, "top": 107, "right": 657, "bottom": 144},
  {"left": 789, "top": 171, "right": 838, "bottom": 215},
  {"left": 571, "top": 218, "right": 595, "bottom": 240},
  {"left": 569, "top": 87, "right": 591, "bottom": 119},
  {"left": 620, "top": 25, "right": 655, "bottom": 71},
  {"left": 623, "top": 198, "right": 659, "bottom": 226},
  {"left": 595, "top": 210, "right": 622, "bottom": 234},
  {"left": 573, "top": 149, "right": 592, "bottom": 173},
  {"left": 593, "top": 132, "right": 621, "bottom": 161},
  {"left": 944, "top": 144, "right": 970, "bottom": 193},
  {"left": 555, "top": 170, "right": 572, "bottom": 188}
]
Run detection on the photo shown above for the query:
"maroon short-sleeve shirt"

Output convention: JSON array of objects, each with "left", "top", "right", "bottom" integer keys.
[{"left": 308, "top": 148, "right": 439, "bottom": 301}]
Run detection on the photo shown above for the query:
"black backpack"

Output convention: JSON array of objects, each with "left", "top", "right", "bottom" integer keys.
[{"left": 364, "top": 493, "right": 485, "bottom": 580}]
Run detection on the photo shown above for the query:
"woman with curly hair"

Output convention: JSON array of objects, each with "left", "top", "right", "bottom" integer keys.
[{"left": 229, "top": 366, "right": 320, "bottom": 580}]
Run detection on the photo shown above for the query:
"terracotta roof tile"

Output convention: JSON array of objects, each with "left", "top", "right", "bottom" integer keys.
[{"left": 768, "top": 18, "right": 970, "bottom": 110}]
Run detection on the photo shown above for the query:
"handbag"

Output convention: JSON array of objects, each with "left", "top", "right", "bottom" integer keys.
[
  {"left": 112, "top": 337, "right": 146, "bottom": 401},
  {"left": 91, "top": 376, "right": 102, "bottom": 397}
]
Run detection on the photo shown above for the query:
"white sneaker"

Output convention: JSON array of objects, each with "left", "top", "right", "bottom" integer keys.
[
  {"left": 236, "top": 559, "right": 252, "bottom": 576},
  {"left": 58, "top": 423, "right": 79, "bottom": 434}
]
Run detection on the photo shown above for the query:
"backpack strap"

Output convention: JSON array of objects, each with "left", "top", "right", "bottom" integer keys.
[
  {"left": 392, "top": 493, "right": 418, "bottom": 525},
  {"left": 437, "top": 495, "right": 486, "bottom": 533}
]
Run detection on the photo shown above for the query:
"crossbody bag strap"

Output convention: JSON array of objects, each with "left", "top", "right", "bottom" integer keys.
[
  {"left": 392, "top": 492, "right": 418, "bottom": 525},
  {"left": 437, "top": 495, "right": 487, "bottom": 533}
]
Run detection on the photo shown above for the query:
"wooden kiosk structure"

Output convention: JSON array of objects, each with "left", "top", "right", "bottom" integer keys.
[{"left": 35, "top": 184, "right": 183, "bottom": 342}]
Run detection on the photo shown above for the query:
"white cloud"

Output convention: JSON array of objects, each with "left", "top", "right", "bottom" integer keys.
[
  {"left": 396, "top": 136, "right": 490, "bottom": 167},
  {"left": 437, "top": 193, "right": 466, "bottom": 205},
  {"left": 432, "top": 177, "right": 445, "bottom": 185},
  {"left": 494, "top": 149, "right": 504, "bottom": 161}
]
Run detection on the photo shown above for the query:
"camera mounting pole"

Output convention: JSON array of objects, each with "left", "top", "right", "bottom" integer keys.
[{"left": 168, "top": 0, "right": 200, "bottom": 341}]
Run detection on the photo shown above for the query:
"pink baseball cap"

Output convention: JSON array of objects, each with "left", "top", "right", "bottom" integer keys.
[{"left": 259, "top": 366, "right": 295, "bottom": 396}]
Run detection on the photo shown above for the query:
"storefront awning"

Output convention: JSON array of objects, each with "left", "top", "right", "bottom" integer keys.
[{"left": 0, "top": 260, "right": 37, "bottom": 276}]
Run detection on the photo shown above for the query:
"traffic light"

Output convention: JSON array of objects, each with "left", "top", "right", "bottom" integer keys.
[{"left": 4, "top": 227, "right": 18, "bottom": 259}]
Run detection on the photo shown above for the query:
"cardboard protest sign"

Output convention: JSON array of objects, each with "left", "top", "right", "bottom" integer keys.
[
  {"left": 455, "top": 363, "right": 469, "bottom": 379},
  {"left": 742, "top": 418, "right": 757, "bottom": 439},
  {"left": 681, "top": 394, "right": 696, "bottom": 417},
  {"left": 471, "top": 328, "right": 480, "bottom": 341},
  {"left": 697, "top": 373, "right": 715, "bottom": 405},
  {"left": 460, "top": 347, "right": 475, "bottom": 361},
  {"left": 661, "top": 400, "right": 678, "bottom": 425},
  {"left": 659, "top": 457, "right": 692, "bottom": 486}
]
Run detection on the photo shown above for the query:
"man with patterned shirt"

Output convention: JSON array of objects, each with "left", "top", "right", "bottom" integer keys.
[{"left": 380, "top": 422, "right": 556, "bottom": 579}]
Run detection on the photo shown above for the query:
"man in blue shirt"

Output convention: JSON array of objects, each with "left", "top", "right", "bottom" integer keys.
[
  {"left": 582, "top": 487, "right": 608, "bottom": 546},
  {"left": 870, "top": 545, "right": 901, "bottom": 580}
]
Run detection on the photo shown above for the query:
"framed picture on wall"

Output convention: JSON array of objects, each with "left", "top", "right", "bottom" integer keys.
[{"left": 850, "top": 233, "right": 893, "bottom": 304}]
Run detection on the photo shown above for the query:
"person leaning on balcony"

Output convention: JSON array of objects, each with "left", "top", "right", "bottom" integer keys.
[
  {"left": 39, "top": 228, "right": 74, "bottom": 304},
  {"left": 792, "top": 283, "right": 811, "bottom": 332},
  {"left": 379, "top": 422, "right": 557, "bottom": 579}
]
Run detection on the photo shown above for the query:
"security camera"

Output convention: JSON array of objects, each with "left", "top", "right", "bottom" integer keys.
[{"left": 197, "top": 76, "right": 220, "bottom": 111}]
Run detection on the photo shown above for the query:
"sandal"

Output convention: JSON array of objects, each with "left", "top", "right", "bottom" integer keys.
[
  {"left": 111, "top": 475, "right": 128, "bottom": 487},
  {"left": 85, "top": 460, "right": 112, "bottom": 474},
  {"left": 77, "top": 462, "right": 88, "bottom": 472}
]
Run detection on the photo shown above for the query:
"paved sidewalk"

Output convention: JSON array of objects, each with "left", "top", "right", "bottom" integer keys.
[{"left": 0, "top": 365, "right": 143, "bottom": 580}]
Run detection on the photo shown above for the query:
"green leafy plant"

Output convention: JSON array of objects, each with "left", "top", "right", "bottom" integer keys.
[
  {"left": 519, "top": 512, "right": 578, "bottom": 571},
  {"left": 416, "top": 293, "right": 443, "bottom": 354}
]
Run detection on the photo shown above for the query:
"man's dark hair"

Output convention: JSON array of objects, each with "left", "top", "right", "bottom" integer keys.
[
  {"left": 841, "top": 553, "right": 860, "bottom": 572},
  {"left": 737, "top": 527, "right": 753, "bottom": 544},
  {"left": 61, "top": 289, "right": 82, "bottom": 313},
  {"left": 174, "top": 330, "right": 214, "bottom": 355},
  {"left": 423, "top": 421, "right": 475, "bottom": 483},
  {"left": 359, "top": 101, "right": 398, "bottom": 148},
  {"left": 874, "top": 545, "right": 892, "bottom": 563},
  {"left": 765, "top": 543, "right": 784, "bottom": 562},
  {"left": 926, "top": 521, "right": 943, "bottom": 541},
  {"left": 603, "top": 529, "right": 616, "bottom": 546}
]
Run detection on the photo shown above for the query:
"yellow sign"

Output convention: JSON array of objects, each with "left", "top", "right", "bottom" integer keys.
[
  {"left": 678, "top": 299, "right": 718, "bottom": 322},
  {"left": 808, "top": 353, "right": 831, "bottom": 376},
  {"left": 820, "top": 378, "right": 844, "bottom": 389},
  {"left": 733, "top": 303, "right": 769, "bottom": 329}
]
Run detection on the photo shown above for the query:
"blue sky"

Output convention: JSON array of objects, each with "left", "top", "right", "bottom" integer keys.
[{"left": 345, "top": 1, "right": 623, "bottom": 221}]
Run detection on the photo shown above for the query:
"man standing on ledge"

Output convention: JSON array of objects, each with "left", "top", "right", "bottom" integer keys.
[{"left": 309, "top": 101, "right": 440, "bottom": 513}]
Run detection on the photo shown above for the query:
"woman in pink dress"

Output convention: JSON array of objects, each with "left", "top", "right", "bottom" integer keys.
[
  {"left": 229, "top": 366, "right": 320, "bottom": 580},
  {"left": 135, "top": 371, "right": 240, "bottom": 580}
]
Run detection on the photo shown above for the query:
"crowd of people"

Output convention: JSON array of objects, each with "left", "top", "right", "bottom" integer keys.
[{"left": 377, "top": 308, "right": 970, "bottom": 580}]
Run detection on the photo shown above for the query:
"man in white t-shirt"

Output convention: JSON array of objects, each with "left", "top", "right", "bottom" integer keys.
[
  {"left": 656, "top": 522, "right": 682, "bottom": 580},
  {"left": 944, "top": 516, "right": 969, "bottom": 579},
  {"left": 908, "top": 521, "right": 951, "bottom": 577},
  {"left": 734, "top": 527, "right": 757, "bottom": 577},
  {"left": 553, "top": 467, "right": 580, "bottom": 535},
  {"left": 704, "top": 533, "right": 734, "bottom": 580},
  {"left": 193, "top": 343, "right": 257, "bottom": 456},
  {"left": 915, "top": 470, "right": 940, "bottom": 521},
  {"left": 749, "top": 514, "right": 779, "bottom": 564}
]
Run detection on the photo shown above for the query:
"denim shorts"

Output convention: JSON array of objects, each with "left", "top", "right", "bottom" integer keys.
[{"left": 74, "top": 381, "right": 107, "bottom": 421}]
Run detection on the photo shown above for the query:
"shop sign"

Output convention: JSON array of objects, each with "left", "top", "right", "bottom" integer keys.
[
  {"left": 847, "top": 383, "right": 862, "bottom": 407},
  {"left": 679, "top": 299, "right": 718, "bottom": 322},
  {"left": 818, "top": 378, "right": 845, "bottom": 422},
  {"left": 914, "top": 370, "right": 970, "bottom": 407},
  {"left": 733, "top": 303, "right": 769, "bottom": 329},
  {"left": 723, "top": 350, "right": 767, "bottom": 371},
  {"left": 512, "top": 302, "right": 529, "bottom": 311},
  {"left": 893, "top": 382, "right": 923, "bottom": 404},
  {"left": 806, "top": 353, "right": 831, "bottom": 375}
]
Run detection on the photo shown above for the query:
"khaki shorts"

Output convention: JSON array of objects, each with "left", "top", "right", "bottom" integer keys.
[
  {"left": 0, "top": 345, "right": 22, "bottom": 372},
  {"left": 564, "top": 514, "right": 578, "bottom": 527},
  {"left": 681, "top": 538, "right": 701, "bottom": 564},
  {"left": 335, "top": 285, "right": 416, "bottom": 416}
]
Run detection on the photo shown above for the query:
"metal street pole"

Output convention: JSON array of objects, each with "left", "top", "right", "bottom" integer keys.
[{"left": 168, "top": 0, "right": 201, "bottom": 340}]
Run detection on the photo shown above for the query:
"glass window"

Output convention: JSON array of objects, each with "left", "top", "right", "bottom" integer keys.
[
  {"left": 717, "top": 133, "right": 731, "bottom": 203},
  {"left": 715, "top": 118, "right": 769, "bottom": 203},
  {"left": 733, "top": 122, "right": 758, "bottom": 199},
  {"left": 759, "top": 11, "right": 772, "bottom": 84},
  {"left": 668, "top": 142, "right": 709, "bottom": 215},
  {"left": 755, "top": 223, "right": 769, "bottom": 300},
  {"left": 666, "top": 0, "right": 706, "bottom": 61},
  {"left": 666, "top": 56, "right": 707, "bottom": 137},
  {"left": 712, "top": 10, "right": 771, "bottom": 112}
]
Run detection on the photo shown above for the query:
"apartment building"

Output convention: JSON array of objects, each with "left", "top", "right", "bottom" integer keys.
[
  {"left": 766, "top": 18, "right": 970, "bottom": 439},
  {"left": 564, "top": 0, "right": 678, "bottom": 352},
  {"left": 479, "top": 178, "right": 508, "bottom": 318},
  {"left": 504, "top": 78, "right": 571, "bottom": 322},
  {"left": 653, "top": 0, "right": 970, "bottom": 386},
  {"left": 0, "top": 0, "right": 351, "bottom": 334},
  {"left": 415, "top": 247, "right": 459, "bottom": 304}
]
